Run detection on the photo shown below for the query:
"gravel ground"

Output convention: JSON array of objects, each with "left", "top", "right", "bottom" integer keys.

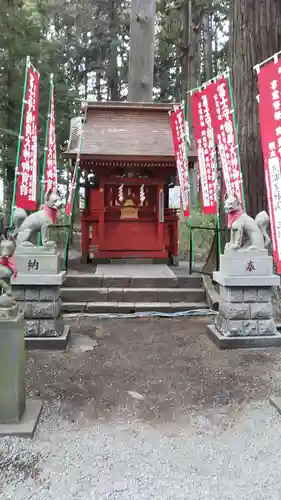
[{"left": 1, "top": 316, "right": 281, "bottom": 499}]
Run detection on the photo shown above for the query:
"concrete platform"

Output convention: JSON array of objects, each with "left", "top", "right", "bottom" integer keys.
[
  {"left": 25, "top": 325, "right": 70, "bottom": 350},
  {"left": 0, "top": 399, "right": 42, "bottom": 438},
  {"left": 95, "top": 264, "right": 177, "bottom": 278},
  {"left": 61, "top": 287, "right": 206, "bottom": 303},
  {"left": 206, "top": 324, "right": 281, "bottom": 350},
  {"left": 63, "top": 301, "right": 208, "bottom": 314}
]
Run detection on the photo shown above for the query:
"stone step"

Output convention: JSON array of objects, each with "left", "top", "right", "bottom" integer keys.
[
  {"left": 61, "top": 287, "right": 205, "bottom": 303},
  {"left": 109, "top": 259, "right": 156, "bottom": 264},
  {"left": 63, "top": 273, "right": 202, "bottom": 289},
  {"left": 62, "top": 301, "right": 208, "bottom": 314}
]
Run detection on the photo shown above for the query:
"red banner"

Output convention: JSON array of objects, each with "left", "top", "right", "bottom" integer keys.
[
  {"left": 45, "top": 79, "right": 57, "bottom": 194},
  {"left": 65, "top": 163, "right": 78, "bottom": 216},
  {"left": 257, "top": 58, "right": 281, "bottom": 269},
  {"left": 191, "top": 90, "right": 217, "bottom": 214},
  {"left": 205, "top": 77, "right": 244, "bottom": 208},
  {"left": 169, "top": 107, "right": 190, "bottom": 216},
  {"left": 16, "top": 64, "right": 39, "bottom": 211}
]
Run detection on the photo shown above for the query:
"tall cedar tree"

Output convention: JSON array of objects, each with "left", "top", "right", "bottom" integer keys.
[{"left": 230, "top": 0, "right": 281, "bottom": 216}]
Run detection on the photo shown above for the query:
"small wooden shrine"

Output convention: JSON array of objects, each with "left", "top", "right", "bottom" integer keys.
[{"left": 65, "top": 101, "right": 196, "bottom": 263}]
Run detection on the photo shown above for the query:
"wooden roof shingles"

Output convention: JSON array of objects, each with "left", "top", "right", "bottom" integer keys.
[{"left": 65, "top": 101, "right": 196, "bottom": 162}]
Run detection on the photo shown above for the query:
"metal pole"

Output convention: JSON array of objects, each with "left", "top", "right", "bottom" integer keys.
[
  {"left": 40, "top": 73, "right": 53, "bottom": 207},
  {"left": 63, "top": 104, "right": 88, "bottom": 271},
  {"left": 37, "top": 74, "right": 53, "bottom": 245}
]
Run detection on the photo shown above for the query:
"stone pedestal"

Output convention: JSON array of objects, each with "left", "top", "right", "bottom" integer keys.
[
  {"left": 207, "top": 250, "right": 281, "bottom": 349},
  {"left": 0, "top": 304, "right": 42, "bottom": 437},
  {"left": 11, "top": 246, "right": 69, "bottom": 349}
]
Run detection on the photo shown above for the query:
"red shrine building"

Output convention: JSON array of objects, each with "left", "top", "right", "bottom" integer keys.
[{"left": 65, "top": 101, "right": 196, "bottom": 264}]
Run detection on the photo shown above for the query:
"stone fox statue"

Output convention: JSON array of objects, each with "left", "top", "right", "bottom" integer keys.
[
  {"left": 224, "top": 192, "right": 270, "bottom": 251},
  {"left": 12, "top": 189, "right": 62, "bottom": 246}
]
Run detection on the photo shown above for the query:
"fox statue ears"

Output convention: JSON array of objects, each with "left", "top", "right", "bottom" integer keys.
[
  {"left": 44, "top": 188, "right": 60, "bottom": 203},
  {"left": 0, "top": 234, "right": 15, "bottom": 243},
  {"left": 224, "top": 190, "right": 239, "bottom": 201},
  {"left": 44, "top": 188, "right": 53, "bottom": 203}
]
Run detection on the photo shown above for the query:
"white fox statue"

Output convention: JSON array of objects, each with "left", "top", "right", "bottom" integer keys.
[{"left": 224, "top": 192, "right": 270, "bottom": 251}]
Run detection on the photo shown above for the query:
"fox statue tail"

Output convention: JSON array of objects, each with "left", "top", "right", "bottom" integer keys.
[
  {"left": 12, "top": 207, "right": 28, "bottom": 238},
  {"left": 255, "top": 211, "right": 270, "bottom": 248}
]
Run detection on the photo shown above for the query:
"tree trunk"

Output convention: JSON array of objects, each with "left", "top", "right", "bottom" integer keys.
[
  {"left": 203, "top": 13, "right": 212, "bottom": 81},
  {"left": 96, "top": 71, "right": 102, "bottom": 101},
  {"left": 5, "top": 51, "right": 16, "bottom": 227},
  {"left": 182, "top": 0, "right": 201, "bottom": 144},
  {"left": 127, "top": 0, "right": 156, "bottom": 102},
  {"left": 108, "top": 0, "right": 119, "bottom": 101},
  {"left": 230, "top": 0, "right": 281, "bottom": 217}
]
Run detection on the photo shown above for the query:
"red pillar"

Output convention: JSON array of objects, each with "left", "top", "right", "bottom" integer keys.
[
  {"left": 98, "top": 182, "right": 105, "bottom": 249},
  {"left": 157, "top": 185, "right": 164, "bottom": 251}
]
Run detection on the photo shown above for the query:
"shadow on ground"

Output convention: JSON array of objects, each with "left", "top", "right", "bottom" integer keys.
[{"left": 26, "top": 317, "right": 281, "bottom": 426}]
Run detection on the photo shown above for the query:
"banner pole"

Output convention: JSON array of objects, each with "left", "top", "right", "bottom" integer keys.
[
  {"left": 63, "top": 103, "right": 88, "bottom": 271},
  {"left": 213, "top": 131, "right": 221, "bottom": 256},
  {"left": 254, "top": 50, "right": 281, "bottom": 73},
  {"left": 226, "top": 70, "right": 246, "bottom": 210},
  {"left": 183, "top": 100, "right": 194, "bottom": 270},
  {"left": 37, "top": 74, "right": 53, "bottom": 246},
  {"left": 40, "top": 73, "right": 53, "bottom": 207},
  {"left": 187, "top": 69, "right": 230, "bottom": 96},
  {"left": 10, "top": 56, "right": 30, "bottom": 229}
]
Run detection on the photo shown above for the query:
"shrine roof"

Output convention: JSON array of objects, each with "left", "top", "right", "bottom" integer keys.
[{"left": 65, "top": 101, "right": 196, "bottom": 162}]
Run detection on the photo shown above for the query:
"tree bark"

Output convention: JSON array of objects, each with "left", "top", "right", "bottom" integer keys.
[
  {"left": 127, "top": 0, "right": 156, "bottom": 102},
  {"left": 230, "top": 0, "right": 281, "bottom": 217},
  {"left": 5, "top": 47, "right": 16, "bottom": 226},
  {"left": 203, "top": 13, "right": 212, "bottom": 81},
  {"left": 181, "top": 0, "right": 201, "bottom": 144},
  {"left": 108, "top": 0, "right": 119, "bottom": 101}
]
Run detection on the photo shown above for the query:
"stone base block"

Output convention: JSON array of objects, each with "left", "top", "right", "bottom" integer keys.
[
  {"left": 206, "top": 324, "right": 281, "bottom": 350},
  {"left": 0, "top": 399, "right": 42, "bottom": 438},
  {"left": 25, "top": 325, "right": 70, "bottom": 350},
  {"left": 213, "top": 271, "right": 280, "bottom": 287},
  {"left": 11, "top": 271, "right": 66, "bottom": 286},
  {"left": 219, "top": 285, "right": 273, "bottom": 303},
  {"left": 215, "top": 314, "right": 277, "bottom": 336},
  {"left": 220, "top": 251, "right": 273, "bottom": 276},
  {"left": 13, "top": 286, "right": 61, "bottom": 302},
  {"left": 12, "top": 281, "right": 65, "bottom": 339},
  {"left": 24, "top": 316, "right": 64, "bottom": 337},
  {"left": 15, "top": 245, "right": 57, "bottom": 255},
  {"left": 14, "top": 252, "right": 60, "bottom": 275},
  {"left": 23, "top": 300, "right": 61, "bottom": 320},
  {"left": 219, "top": 299, "right": 273, "bottom": 321}
]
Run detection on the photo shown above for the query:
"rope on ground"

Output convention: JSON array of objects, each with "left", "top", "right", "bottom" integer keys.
[{"left": 65, "top": 309, "right": 216, "bottom": 319}]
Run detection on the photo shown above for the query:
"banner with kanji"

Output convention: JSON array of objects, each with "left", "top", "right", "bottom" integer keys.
[
  {"left": 205, "top": 77, "right": 244, "bottom": 208},
  {"left": 44, "top": 76, "right": 57, "bottom": 195},
  {"left": 191, "top": 90, "right": 217, "bottom": 214},
  {"left": 169, "top": 107, "right": 190, "bottom": 217},
  {"left": 257, "top": 57, "right": 281, "bottom": 269},
  {"left": 15, "top": 62, "right": 39, "bottom": 211}
]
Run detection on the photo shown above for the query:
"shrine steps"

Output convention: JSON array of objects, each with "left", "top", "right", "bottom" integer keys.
[{"left": 61, "top": 274, "right": 208, "bottom": 314}]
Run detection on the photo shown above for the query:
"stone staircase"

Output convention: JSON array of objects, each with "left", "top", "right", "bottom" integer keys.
[{"left": 61, "top": 272, "right": 208, "bottom": 314}]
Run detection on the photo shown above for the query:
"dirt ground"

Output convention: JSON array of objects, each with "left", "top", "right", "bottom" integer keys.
[{"left": 25, "top": 316, "right": 281, "bottom": 428}]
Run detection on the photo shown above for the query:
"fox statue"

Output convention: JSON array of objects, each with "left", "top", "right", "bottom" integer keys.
[
  {"left": 12, "top": 188, "right": 62, "bottom": 247},
  {"left": 224, "top": 192, "right": 270, "bottom": 251}
]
